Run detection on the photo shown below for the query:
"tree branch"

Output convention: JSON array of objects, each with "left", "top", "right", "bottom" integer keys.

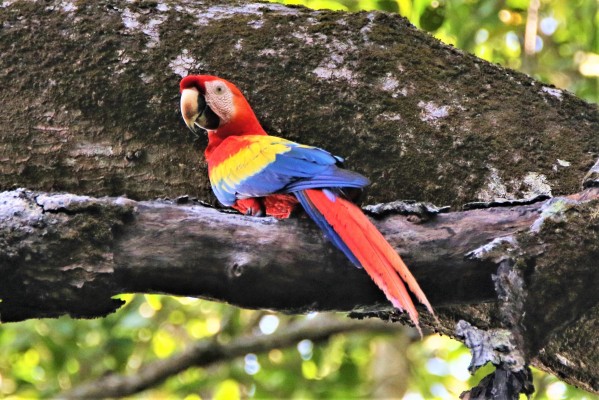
[
  {"left": 61, "top": 315, "right": 400, "bottom": 399},
  {"left": 2, "top": 187, "right": 599, "bottom": 393},
  {"left": 0, "top": 188, "right": 560, "bottom": 320}
]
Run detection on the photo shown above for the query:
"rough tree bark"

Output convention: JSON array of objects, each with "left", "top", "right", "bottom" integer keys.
[{"left": 0, "top": 0, "right": 598, "bottom": 397}]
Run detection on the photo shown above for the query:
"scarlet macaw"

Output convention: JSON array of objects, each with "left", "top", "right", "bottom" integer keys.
[{"left": 180, "top": 75, "right": 433, "bottom": 333}]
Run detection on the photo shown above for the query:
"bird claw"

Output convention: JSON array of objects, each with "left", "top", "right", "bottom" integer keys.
[
  {"left": 234, "top": 199, "right": 266, "bottom": 217},
  {"left": 245, "top": 208, "right": 265, "bottom": 217}
]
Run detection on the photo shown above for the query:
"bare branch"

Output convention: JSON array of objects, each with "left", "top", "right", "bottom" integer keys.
[{"left": 61, "top": 315, "right": 400, "bottom": 399}]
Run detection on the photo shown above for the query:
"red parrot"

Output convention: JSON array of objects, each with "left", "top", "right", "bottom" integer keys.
[{"left": 179, "top": 75, "right": 433, "bottom": 333}]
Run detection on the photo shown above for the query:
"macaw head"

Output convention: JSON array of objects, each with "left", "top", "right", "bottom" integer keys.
[{"left": 179, "top": 75, "right": 264, "bottom": 137}]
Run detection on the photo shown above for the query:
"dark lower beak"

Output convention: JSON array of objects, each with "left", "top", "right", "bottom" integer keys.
[{"left": 197, "top": 100, "right": 220, "bottom": 131}]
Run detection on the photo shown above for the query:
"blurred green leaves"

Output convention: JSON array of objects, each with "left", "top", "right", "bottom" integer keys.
[{"left": 1, "top": 293, "right": 597, "bottom": 398}]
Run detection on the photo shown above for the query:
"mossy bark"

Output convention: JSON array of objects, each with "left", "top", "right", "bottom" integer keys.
[
  {"left": 1, "top": 0, "right": 598, "bottom": 397},
  {"left": 1, "top": 1, "right": 596, "bottom": 208}
]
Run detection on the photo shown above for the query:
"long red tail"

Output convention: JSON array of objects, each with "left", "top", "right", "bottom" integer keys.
[{"left": 295, "top": 189, "right": 433, "bottom": 334}]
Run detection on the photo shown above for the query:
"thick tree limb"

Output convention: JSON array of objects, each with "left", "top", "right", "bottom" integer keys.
[
  {"left": 0, "top": 188, "right": 577, "bottom": 320},
  {"left": 1, "top": 187, "right": 598, "bottom": 393},
  {"left": 0, "top": 188, "right": 499, "bottom": 320},
  {"left": 61, "top": 315, "right": 400, "bottom": 399}
]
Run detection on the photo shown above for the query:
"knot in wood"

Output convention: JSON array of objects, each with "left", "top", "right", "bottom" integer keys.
[{"left": 227, "top": 254, "right": 253, "bottom": 279}]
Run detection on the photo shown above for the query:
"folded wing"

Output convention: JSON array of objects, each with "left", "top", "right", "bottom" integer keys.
[{"left": 208, "top": 135, "right": 368, "bottom": 206}]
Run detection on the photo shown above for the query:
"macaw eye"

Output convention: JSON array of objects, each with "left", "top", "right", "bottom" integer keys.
[{"left": 214, "top": 84, "right": 225, "bottom": 95}]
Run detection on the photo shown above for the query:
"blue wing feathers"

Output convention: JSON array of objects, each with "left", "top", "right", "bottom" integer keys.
[
  {"left": 285, "top": 145, "right": 337, "bottom": 165},
  {"left": 283, "top": 168, "right": 369, "bottom": 192},
  {"left": 212, "top": 136, "right": 369, "bottom": 202},
  {"left": 271, "top": 145, "right": 369, "bottom": 192}
]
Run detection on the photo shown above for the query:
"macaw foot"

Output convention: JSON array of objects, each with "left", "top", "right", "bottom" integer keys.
[
  {"left": 233, "top": 198, "right": 265, "bottom": 217},
  {"left": 233, "top": 195, "right": 300, "bottom": 219},
  {"left": 263, "top": 194, "right": 300, "bottom": 219}
]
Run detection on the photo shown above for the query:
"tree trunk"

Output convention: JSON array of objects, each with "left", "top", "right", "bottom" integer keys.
[{"left": 1, "top": 0, "right": 598, "bottom": 396}]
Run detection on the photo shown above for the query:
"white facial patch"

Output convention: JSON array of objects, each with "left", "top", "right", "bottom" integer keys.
[{"left": 205, "top": 80, "right": 234, "bottom": 124}]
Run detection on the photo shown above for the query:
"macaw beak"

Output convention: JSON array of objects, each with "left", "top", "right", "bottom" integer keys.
[{"left": 180, "top": 88, "right": 220, "bottom": 133}]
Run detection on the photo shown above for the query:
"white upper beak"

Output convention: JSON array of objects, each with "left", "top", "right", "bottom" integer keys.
[{"left": 180, "top": 87, "right": 200, "bottom": 131}]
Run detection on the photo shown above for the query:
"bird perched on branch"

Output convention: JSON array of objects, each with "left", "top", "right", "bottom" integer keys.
[{"left": 179, "top": 75, "right": 433, "bottom": 333}]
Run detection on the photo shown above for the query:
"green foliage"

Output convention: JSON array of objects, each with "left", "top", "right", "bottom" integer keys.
[{"left": 1, "top": 294, "right": 597, "bottom": 398}]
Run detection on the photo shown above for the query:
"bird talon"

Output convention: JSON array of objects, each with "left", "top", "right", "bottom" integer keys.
[{"left": 245, "top": 207, "right": 265, "bottom": 217}]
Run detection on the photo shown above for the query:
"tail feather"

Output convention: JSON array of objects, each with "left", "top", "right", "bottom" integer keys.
[
  {"left": 352, "top": 212, "right": 433, "bottom": 314},
  {"left": 342, "top": 230, "right": 420, "bottom": 331},
  {"left": 297, "top": 189, "right": 434, "bottom": 333}
]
